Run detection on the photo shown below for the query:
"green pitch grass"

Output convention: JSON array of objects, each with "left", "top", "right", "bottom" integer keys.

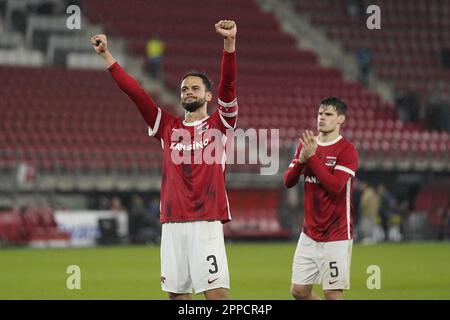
[{"left": 0, "top": 242, "right": 449, "bottom": 299}]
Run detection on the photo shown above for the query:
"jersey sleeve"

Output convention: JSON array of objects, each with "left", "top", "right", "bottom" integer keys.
[
  {"left": 334, "top": 144, "right": 358, "bottom": 177},
  {"left": 212, "top": 50, "right": 238, "bottom": 133},
  {"left": 108, "top": 62, "right": 175, "bottom": 140},
  {"left": 283, "top": 144, "right": 305, "bottom": 188},
  {"left": 146, "top": 107, "right": 176, "bottom": 141}
]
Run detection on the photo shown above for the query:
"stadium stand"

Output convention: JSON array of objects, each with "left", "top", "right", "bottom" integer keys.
[
  {"left": 414, "top": 180, "right": 450, "bottom": 236},
  {"left": 0, "top": 207, "right": 70, "bottom": 247},
  {"left": 0, "top": 0, "right": 447, "bottom": 176},
  {"left": 224, "top": 188, "right": 294, "bottom": 239},
  {"left": 293, "top": 0, "right": 450, "bottom": 109},
  {"left": 82, "top": 0, "right": 449, "bottom": 171},
  {"left": 0, "top": 0, "right": 448, "bottom": 241},
  {"left": 0, "top": 64, "right": 164, "bottom": 172}
]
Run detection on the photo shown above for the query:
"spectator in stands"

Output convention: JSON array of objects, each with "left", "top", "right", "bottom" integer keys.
[
  {"left": 110, "top": 196, "right": 125, "bottom": 212},
  {"left": 376, "top": 184, "right": 396, "bottom": 241},
  {"left": 424, "top": 89, "right": 450, "bottom": 132},
  {"left": 352, "top": 178, "right": 364, "bottom": 241},
  {"left": 346, "top": 0, "right": 366, "bottom": 19},
  {"left": 128, "top": 194, "right": 161, "bottom": 244},
  {"left": 98, "top": 196, "right": 111, "bottom": 210},
  {"left": 16, "top": 162, "right": 37, "bottom": 185},
  {"left": 146, "top": 36, "right": 166, "bottom": 80},
  {"left": 356, "top": 47, "right": 372, "bottom": 87},
  {"left": 395, "top": 200, "right": 409, "bottom": 241},
  {"left": 395, "top": 88, "right": 421, "bottom": 123},
  {"left": 387, "top": 209, "right": 403, "bottom": 242},
  {"left": 446, "top": 208, "right": 450, "bottom": 240},
  {"left": 359, "top": 180, "right": 381, "bottom": 244},
  {"left": 147, "top": 197, "right": 160, "bottom": 221},
  {"left": 128, "top": 194, "right": 146, "bottom": 243},
  {"left": 146, "top": 197, "right": 162, "bottom": 243},
  {"left": 437, "top": 207, "right": 450, "bottom": 240},
  {"left": 441, "top": 48, "right": 450, "bottom": 69},
  {"left": 277, "top": 188, "right": 300, "bottom": 237}
]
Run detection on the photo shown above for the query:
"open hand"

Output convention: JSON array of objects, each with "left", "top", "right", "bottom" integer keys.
[{"left": 299, "top": 130, "right": 318, "bottom": 163}]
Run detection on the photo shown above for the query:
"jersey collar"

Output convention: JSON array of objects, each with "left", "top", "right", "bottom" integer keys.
[
  {"left": 183, "top": 116, "right": 210, "bottom": 127},
  {"left": 317, "top": 135, "right": 343, "bottom": 147}
]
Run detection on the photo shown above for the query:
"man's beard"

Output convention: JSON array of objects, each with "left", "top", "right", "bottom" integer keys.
[{"left": 182, "top": 97, "right": 206, "bottom": 112}]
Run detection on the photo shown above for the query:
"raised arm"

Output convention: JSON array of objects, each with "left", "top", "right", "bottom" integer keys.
[
  {"left": 90, "top": 34, "right": 161, "bottom": 133},
  {"left": 90, "top": 34, "right": 116, "bottom": 67},
  {"left": 214, "top": 20, "right": 238, "bottom": 129},
  {"left": 215, "top": 20, "right": 236, "bottom": 54}
]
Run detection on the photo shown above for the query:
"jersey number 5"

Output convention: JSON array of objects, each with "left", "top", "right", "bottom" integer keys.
[{"left": 330, "top": 261, "right": 339, "bottom": 278}]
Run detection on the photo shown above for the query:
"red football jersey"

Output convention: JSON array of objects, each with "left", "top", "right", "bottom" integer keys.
[
  {"left": 109, "top": 51, "right": 237, "bottom": 223},
  {"left": 285, "top": 135, "right": 358, "bottom": 241}
]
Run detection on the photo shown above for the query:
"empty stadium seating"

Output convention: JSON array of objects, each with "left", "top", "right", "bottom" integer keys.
[
  {"left": 81, "top": 0, "right": 449, "bottom": 170},
  {"left": 414, "top": 180, "right": 450, "bottom": 237},
  {"left": 0, "top": 0, "right": 447, "bottom": 175},
  {"left": 0, "top": 64, "right": 164, "bottom": 172},
  {"left": 0, "top": 0, "right": 448, "bottom": 242},
  {"left": 0, "top": 207, "right": 70, "bottom": 246},
  {"left": 224, "top": 188, "right": 293, "bottom": 239},
  {"left": 294, "top": 0, "right": 450, "bottom": 104}
]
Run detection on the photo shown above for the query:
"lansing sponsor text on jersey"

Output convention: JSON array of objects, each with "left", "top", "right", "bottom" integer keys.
[
  {"left": 170, "top": 139, "right": 210, "bottom": 151},
  {"left": 305, "top": 175, "right": 320, "bottom": 184}
]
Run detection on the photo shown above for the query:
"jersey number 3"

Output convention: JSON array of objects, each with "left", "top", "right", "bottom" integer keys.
[{"left": 207, "top": 255, "right": 218, "bottom": 274}]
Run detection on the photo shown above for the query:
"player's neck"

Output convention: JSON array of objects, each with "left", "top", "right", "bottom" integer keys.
[
  {"left": 184, "top": 106, "right": 208, "bottom": 123},
  {"left": 318, "top": 129, "right": 340, "bottom": 143}
]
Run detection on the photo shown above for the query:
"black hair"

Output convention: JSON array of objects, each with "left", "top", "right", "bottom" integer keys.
[
  {"left": 319, "top": 97, "right": 348, "bottom": 115},
  {"left": 181, "top": 71, "right": 212, "bottom": 92}
]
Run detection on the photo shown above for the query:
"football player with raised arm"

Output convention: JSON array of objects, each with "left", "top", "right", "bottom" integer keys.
[{"left": 91, "top": 20, "right": 238, "bottom": 300}]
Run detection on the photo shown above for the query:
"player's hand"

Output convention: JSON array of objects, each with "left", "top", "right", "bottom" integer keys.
[
  {"left": 299, "top": 130, "right": 317, "bottom": 163},
  {"left": 91, "top": 34, "right": 108, "bottom": 54},
  {"left": 215, "top": 20, "right": 237, "bottom": 39}
]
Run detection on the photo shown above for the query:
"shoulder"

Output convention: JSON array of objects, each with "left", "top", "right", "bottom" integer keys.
[
  {"left": 336, "top": 138, "right": 358, "bottom": 163},
  {"left": 159, "top": 114, "right": 183, "bottom": 134},
  {"left": 166, "top": 112, "right": 183, "bottom": 124},
  {"left": 340, "top": 138, "right": 358, "bottom": 154}
]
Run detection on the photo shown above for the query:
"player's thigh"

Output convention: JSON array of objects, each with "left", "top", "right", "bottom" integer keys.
[
  {"left": 189, "top": 221, "right": 230, "bottom": 294},
  {"left": 160, "top": 223, "right": 192, "bottom": 294},
  {"left": 321, "top": 239, "right": 353, "bottom": 290},
  {"left": 292, "top": 233, "right": 321, "bottom": 285}
]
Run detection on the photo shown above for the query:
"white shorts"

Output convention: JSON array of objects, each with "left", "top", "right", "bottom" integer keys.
[
  {"left": 291, "top": 233, "right": 353, "bottom": 290},
  {"left": 160, "top": 220, "right": 230, "bottom": 294}
]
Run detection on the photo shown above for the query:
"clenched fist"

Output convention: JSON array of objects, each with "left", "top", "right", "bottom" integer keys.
[
  {"left": 90, "top": 34, "right": 108, "bottom": 54},
  {"left": 215, "top": 20, "right": 237, "bottom": 39}
]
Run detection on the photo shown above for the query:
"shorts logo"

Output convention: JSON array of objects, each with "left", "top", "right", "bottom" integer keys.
[
  {"left": 208, "top": 277, "right": 220, "bottom": 284},
  {"left": 328, "top": 280, "right": 338, "bottom": 285}
]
